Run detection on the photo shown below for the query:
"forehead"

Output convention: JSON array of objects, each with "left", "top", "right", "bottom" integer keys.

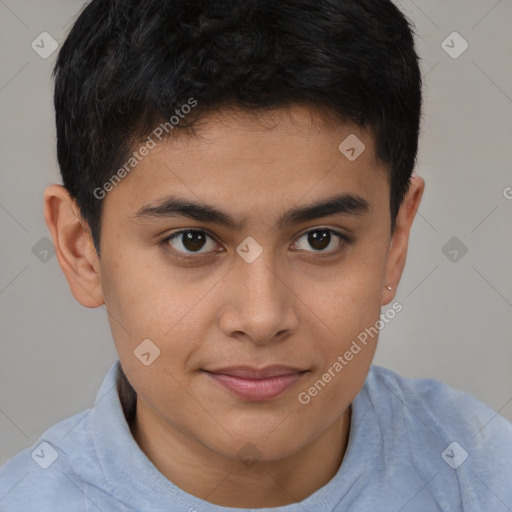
[
  {"left": 103, "top": 105, "right": 389, "bottom": 220},
  {"left": 158, "top": 105, "right": 379, "bottom": 166}
]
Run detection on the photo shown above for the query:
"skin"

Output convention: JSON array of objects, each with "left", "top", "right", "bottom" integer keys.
[{"left": 44, "top": 105, "right": 424, "bottom": 508}]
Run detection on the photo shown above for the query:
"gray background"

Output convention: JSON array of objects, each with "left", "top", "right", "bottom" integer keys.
[{"left": 1, "top": 0, "right": 511, "bottom": 466}]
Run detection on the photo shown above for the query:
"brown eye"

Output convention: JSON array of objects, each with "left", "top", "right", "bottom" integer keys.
[
  {"left": 293, "top": 228, "right": 349, "bottom": 254},
  {"left": 162, "top": 226, "right": 351, "bottom": 261},
  {"left": 164, "top": 230, "right": 218, "bottom": 256}
]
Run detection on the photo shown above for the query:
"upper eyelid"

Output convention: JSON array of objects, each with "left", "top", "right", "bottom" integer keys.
[{"left": 163, "top": 226, "right": 349, "bottom": 249}]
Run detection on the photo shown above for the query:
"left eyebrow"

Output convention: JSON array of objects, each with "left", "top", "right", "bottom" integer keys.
[{"left": 133, "top": 192, "right": 370, "bottom": 231}]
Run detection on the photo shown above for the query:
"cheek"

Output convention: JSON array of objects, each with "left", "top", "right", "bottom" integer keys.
[
  {"left": 100, "top": 247, "right": 175, "bottom": 330},
  {"left": 312, "top": 285, "right": 382, "bottom": 378},
  {"left": 99, "top": 248, "right": 216, "bottom": 375},
  {"left": 98, "top": 249, "right": 170, "bottom": 368},
  {"left": 294, "top": 279, "right": 383, "bottom": 427},
  {"left": 303, "top": 245, "right": 386, "bottom": 381},
  {"left": 311, "top": 252, "right": 385, "bottom": 335}
]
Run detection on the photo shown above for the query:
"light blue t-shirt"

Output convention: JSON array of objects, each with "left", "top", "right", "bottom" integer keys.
[{"left": 1, "top": 360, "right": 511, "bottom": 511}]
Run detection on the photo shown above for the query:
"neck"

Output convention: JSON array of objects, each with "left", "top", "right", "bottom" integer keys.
[{"left": 130, "top": 399, "right": 352, "bottom": 508}]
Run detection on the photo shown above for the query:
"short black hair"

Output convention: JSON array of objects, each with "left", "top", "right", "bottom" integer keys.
[{"left": 53, "top": 0, "right": 423, "bottom": 253}]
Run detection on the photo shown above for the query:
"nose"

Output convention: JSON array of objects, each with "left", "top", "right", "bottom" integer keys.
[{"left": 218, "top": 247, "right": 299, "bottom": 346}]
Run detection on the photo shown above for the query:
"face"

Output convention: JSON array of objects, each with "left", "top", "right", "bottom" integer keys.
[{"left": 47, "top": 105, "right": 422, "bottom": 465}]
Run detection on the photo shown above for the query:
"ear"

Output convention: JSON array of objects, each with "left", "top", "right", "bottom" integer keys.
[
  {"left": 43, "top": 184, "right": 104, "bottom": 308},
  {"left": 381, "top": 174, "right": 425, "bottom": 306}
]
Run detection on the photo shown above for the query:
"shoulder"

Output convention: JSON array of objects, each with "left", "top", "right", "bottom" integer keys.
[
  {"left": 0, "top": 409, "right": 103, "bottom": 512},
  {"left": 366, "top": 365, "right": 512, "bottom": 439},
  {"left": 363, "top": 365, "right": 512, "bottom": 506}
]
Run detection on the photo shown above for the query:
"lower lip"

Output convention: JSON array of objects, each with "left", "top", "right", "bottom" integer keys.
[{"left": 204, "top": 371, "right": 305, "bottom": 401}]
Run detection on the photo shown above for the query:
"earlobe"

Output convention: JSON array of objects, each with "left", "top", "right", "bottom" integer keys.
[
  {"left": 381, "top": 175, "right": 425, "bottom": 306},
  {"left": 43, "top": 184, "right": 104, "bottom": 308}
]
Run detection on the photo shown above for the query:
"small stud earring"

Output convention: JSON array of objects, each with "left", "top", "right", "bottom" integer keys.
[{"left": 386, "top": 285, "right": 392, "bottom": 291}]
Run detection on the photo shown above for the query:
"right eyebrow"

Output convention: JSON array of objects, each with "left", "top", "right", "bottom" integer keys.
[{"left": 133, "top": 192, "right": 370, "bottom": 231}]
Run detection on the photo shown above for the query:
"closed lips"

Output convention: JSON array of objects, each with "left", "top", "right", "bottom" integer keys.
[{"left": 203, "top": 365, "right": 308, "bottom": 379}]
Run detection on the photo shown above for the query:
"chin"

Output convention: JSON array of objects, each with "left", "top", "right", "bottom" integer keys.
[{"left": 205, "top": 429, "right": 308, "bottom": 464}]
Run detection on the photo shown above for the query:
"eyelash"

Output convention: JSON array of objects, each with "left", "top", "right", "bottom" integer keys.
[{"left": 161, "top": 227, "right": 351, "bottom": 261}]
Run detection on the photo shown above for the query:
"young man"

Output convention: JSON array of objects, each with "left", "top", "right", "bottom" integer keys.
[{"left": 1, "top": 0, "right": 511, "bottom": 510}]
